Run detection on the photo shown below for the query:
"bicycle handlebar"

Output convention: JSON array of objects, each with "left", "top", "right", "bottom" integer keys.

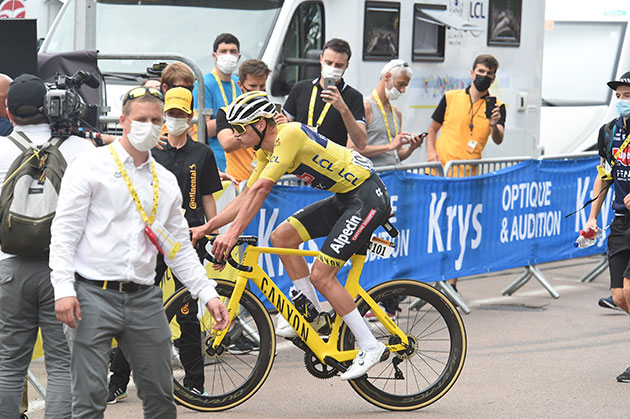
[{"left": 203, "top": 235, "right": 259, "bottom": 273}]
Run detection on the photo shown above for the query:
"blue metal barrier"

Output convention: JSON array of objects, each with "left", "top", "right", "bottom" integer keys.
[{"left": 244, "top": 154, "right": 611, "bottom": 312}]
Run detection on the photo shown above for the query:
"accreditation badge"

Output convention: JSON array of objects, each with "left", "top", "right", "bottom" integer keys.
[
  {"left": 466, "top": 140, "right": 478, "bottom": 153},
  {"left": 146, "top": 220, "right": 183, "bottom": 260}
]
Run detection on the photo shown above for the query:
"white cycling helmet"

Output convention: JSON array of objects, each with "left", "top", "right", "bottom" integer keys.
[{"left": 226, "top": 91, "right": 276, "bottom": 126}]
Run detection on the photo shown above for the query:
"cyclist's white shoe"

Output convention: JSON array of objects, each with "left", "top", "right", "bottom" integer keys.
[
  {"left": 340, "top": 342, "right": 389, "bottom": 381},
  {"left": 275, "top": 313, "right": 329, "bottom": 338},
  {"left": 276, "top": 313, "right": 297, "bottom": 338}
]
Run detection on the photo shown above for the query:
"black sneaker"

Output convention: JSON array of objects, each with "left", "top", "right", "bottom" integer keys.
[
  {"left": 616, "top": 366, "right": 630, "bottom": 382},
  {"left": 106, "top": 385, "right": 128, "bottom": 404},
  {"left": 598, "top": 296, "right": 621, "bottom": 311},
  {"left": 228, "top": 335, "right": 260, "bottom": 354}
]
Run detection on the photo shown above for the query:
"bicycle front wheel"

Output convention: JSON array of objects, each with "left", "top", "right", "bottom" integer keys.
[
  {"left": 339, "top": 279, "right": 466, "bottom": 411},
  {"left": 163, "top": 279, "right": 275, "bottom": 411}
]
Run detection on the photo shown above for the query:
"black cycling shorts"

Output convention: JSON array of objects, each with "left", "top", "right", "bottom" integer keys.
[
  {"left": 286, "top": 174, "right": 391, "bottom": 268},
  {"left": 607, "top": 215, "right": 630, "bottom": 289}
]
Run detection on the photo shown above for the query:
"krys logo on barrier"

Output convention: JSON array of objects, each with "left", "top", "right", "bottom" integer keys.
[{"left": 427, "top": 191, "right": 483, "bottom": 271}]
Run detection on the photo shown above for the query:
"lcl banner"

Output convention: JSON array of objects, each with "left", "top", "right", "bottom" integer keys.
[{"left": 242, "top": 157, "right": 612, "bottom": 302}]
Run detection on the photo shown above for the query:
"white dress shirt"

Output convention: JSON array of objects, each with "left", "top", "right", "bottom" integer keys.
[
  {"left": 49, "top": 139, "right": 219, "bottom": 305},
  {"left": 0, "top": 123, "right": 94, "bottom": 261}
]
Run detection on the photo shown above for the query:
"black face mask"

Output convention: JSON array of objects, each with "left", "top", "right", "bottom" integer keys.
[{"left": 473, "top": 74, "right": 493, "bottom": 92}]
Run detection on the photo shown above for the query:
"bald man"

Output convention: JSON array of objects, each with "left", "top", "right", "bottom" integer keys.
[{"left": 0, "top": 73, "right": 13, "bottom": 136}]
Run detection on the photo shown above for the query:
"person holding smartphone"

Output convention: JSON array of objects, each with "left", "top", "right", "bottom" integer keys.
[
  {"left": 282, "top": 38, "right": 367, "bottom": 148},
  {"left": 424, "top": 54, "right": 506, "bottom": 296},
  {"left": 426, "top": 54, "right": 506, "bottom": 174},
  {"left": 348, "top": 59, "right": 424, "bottom": 167}
]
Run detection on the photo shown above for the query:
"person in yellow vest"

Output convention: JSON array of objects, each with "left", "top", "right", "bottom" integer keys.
[
  {"left": 425, "top": 54, "right": 505, "bottom": 294},
  {"left": 426, "top": 54, "right": 506, "bottom": 174}
]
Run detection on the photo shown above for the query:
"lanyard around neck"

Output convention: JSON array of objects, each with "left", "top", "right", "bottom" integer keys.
[
  {"left": 308, "top": 84, "right": 332, "bottom": 128},
  {"left": 372, "top": 90, "right": 398, "bottom": 143},
  {"left": 468, "top": 99, "right": 485, "bottom": 136},
  {"left": 108, "top": 144, "right": 159, "bottom": 225},
  {"left": 212, "top": 68, "right": 237, "bottom": 107}
]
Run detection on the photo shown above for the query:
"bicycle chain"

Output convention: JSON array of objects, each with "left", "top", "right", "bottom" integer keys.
[{"left": 303, "top": 350, "right": 338, "bottom": 379}]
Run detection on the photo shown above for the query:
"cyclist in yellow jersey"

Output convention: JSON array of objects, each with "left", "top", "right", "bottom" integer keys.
[{"left": 192, "top": 91, "right": 392, "bottom": 380}]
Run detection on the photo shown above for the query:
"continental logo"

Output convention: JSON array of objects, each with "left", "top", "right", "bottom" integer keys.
[
  {"left": 189, "top": 164, "right": 197, "bottom": 209},
  {"left": 180, "top": 302, "right": 190, "bottom": 315},
  {"left": 318, "top": 252, "right": 345, "bottom": 267}
]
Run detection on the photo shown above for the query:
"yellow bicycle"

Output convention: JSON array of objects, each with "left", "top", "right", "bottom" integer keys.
[{"left": 163, "top": 232, "right": 466, "bottom": 411}]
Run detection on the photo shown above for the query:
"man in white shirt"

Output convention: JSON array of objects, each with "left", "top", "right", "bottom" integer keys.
[
  {"left": 0, "top": 74, "right": 94, "bottom": 419},
  {"left": 50, "top": 86, "right": 228, "bottom": 419}
]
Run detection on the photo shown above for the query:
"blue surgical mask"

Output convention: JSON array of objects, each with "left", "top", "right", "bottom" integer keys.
[{"left": 617, "top": 99, "right": 630, "bottom": 118}]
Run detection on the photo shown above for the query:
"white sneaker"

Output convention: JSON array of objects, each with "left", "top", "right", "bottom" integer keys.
[
  {"left": 276, "top": 313, "right": 297, "bottom": 338},
  {"left": 275, "top": 313, "right": 330, "bottom": 338},
  {"left": 340, "top": 342, "right": 388, "bottom": 381}
]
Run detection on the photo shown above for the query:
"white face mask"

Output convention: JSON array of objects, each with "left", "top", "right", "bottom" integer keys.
[
  {"left": 321, "top": 64, "right": 344, "bottom": 82},
  {"left": 216, "top": 54, "right": 239, "bottom": 74},
  {"left": 165, "top": 115, "right": 189, "bottom": 136},
  {"left": 385, "top": 79, "right": 402, "bottom": 101},
  {"left": 127, "top": 120, "right": 162, "bottom": 152}
]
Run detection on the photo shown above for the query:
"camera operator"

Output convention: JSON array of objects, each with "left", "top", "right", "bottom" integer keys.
[{"left": 0, "top": 74, "right": 94, "bottom": 418}]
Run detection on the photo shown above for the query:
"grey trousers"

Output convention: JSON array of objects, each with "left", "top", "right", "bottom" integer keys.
[
  {"left": 0, "top": 257, "right": 72, "bottom": 419},
  {"left": 65, "top": 280, "right": 176, "bottom": 419}
]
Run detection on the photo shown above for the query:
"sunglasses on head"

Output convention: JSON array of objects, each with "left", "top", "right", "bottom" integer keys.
[
  {"left": 231, "top": 117, "right": 262, "bottom": 135},
  {"left": 123, "top": 87, "right": 164, "bottom": 106}
]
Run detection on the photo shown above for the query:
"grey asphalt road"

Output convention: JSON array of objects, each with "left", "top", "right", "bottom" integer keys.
[{"left": 25, "top": 254, "right": 630, "bottom": 418}]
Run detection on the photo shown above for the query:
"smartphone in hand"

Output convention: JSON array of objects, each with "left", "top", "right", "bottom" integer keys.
[
  {"left": 485, "top": 96, "right": 496, "bottom": 119},
  {"left": 323, "top": 78, "right": 336, "bottom": 89}
]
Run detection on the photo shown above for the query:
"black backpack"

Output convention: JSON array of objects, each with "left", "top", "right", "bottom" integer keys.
[
  {"left": 599, "top": 117, "right": 620, "bottom": 165},
  {"left": 0, "top": 131, "right": 66, "bottom": 256}
]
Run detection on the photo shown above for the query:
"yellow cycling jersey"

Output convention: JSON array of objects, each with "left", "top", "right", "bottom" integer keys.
[{"left": 246, "top": 122, "right": 374, "bottom": 193}]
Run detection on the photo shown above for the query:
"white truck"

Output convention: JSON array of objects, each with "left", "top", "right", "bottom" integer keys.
[
  {"left": 0, "top": 0, "right": 63, "bottom": 39},
  {"left": 39, "top": 0, "right": 545, "bottom": 160},
  {"left": 541, "top": 0, "right": 630, "bottom": 155}
]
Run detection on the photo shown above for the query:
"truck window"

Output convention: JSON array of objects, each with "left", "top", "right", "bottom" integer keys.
[
  {"left": 363, "top": 1, "right": 400, "bottom": 61},
  {"left": 42, "top": 0, "right": 283, "bottom": 75},
  {"left": 271, "top": 1, "right": 324, "bottom": 97},
  {"left": 412, "top": 3, "right": 445, "bottom": 62},
  {"left": 542, "top": 21, "right": 626, "bottom": 106}
]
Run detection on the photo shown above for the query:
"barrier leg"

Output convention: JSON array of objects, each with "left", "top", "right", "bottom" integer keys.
[
  {"left": 501, "top": 269, "right": 532, "bottom": 296},
  {"left": 436, "top": 281, "right": 471, "bottom": 315},
  {"left": 28, "top": 369, "right": 46, "bottom": 399},
  {"left": 529, "top": 265, "right": 560, "bottom": 299},
  {"left": 580, "top": 255, "right": 608, "bottom": 283}
]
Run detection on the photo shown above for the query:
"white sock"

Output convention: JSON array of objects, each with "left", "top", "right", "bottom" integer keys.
[
  {"left": 293, "top": 276, "right": 323, "bottom": 311},
  {"left": 342, "top": 309, "right": 379, "bottom": 351}
]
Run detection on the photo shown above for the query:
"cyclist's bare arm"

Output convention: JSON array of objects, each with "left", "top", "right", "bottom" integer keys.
[
  {"left": 212, "top": 178, "right": 274, "bottom": 261},
  {"left": 191, "top": 187, "right": 249, "bottom": 246},
  {"left": 586, "top": 157, "right": 613, "bottom": 230}
]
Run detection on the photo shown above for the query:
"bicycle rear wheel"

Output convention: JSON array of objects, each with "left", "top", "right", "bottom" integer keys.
[
  {"left": 339, "top": 279, "right": 466, "bottom": 410},
  {"left": 163, "top": 279, "right": 275, "bottom": 411}
]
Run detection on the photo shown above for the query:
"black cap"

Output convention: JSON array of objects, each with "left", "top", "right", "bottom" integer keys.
[
  {"left": 607, "top": 71, "right": 630, "bottom": 91},
  {"left": 7, "top": 74, "right": 46, "bottom": 117}
]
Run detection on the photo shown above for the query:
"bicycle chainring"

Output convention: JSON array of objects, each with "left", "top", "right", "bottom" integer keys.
[{"left": 304, "top": 350, "right": 338, "bottom": 379}]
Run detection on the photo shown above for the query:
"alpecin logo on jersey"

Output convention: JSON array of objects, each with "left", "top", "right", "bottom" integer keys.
[{"left": 330, "top": 215, "right": 363, "bottom": 254}]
